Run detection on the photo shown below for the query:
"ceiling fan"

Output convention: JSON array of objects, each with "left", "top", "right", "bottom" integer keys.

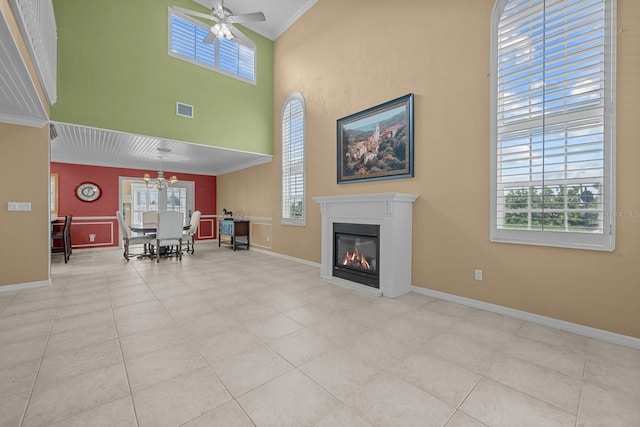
[{"left": 174, "top": 0, "right": 265, "bottom": 48}]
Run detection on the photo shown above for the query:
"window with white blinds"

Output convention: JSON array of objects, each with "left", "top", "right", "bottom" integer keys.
[
  {"left": 168, "top": 10, "right": 256, "bottom": 84},
  {"left": 281, "top": 93, "right": 306, "bottom": 226},
  {"left": 490, "top": 0, "right": 616, "bottom": 251}
]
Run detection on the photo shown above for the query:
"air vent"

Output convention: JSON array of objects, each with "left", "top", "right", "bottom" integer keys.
[{"left": 176, "top": 102, "right": 194, "bottom": 118}]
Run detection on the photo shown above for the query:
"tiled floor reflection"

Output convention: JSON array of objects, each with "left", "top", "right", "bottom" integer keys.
[{"left": 0, "top": 242, "right": 638, "bottom": 426}]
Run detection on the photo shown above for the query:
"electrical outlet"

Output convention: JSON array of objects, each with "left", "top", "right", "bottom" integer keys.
[
  {"left": 474, "top": 269, "right": 483, "bottom": 281},
  {"left": 89, "top": 234, "right": 96, "bottom": 242}
]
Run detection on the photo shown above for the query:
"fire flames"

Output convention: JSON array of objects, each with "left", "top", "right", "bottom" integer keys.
[{"left": 342, "top": 248, "right": 372, "bottom": 270}]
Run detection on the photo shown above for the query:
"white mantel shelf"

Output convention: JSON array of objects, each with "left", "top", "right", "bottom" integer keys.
[{"left": 313, "top": 193, "right": 419, "bottom": 298}]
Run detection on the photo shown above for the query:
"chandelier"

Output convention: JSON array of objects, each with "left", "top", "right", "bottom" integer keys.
[
  {"left": 144, "top": 150, "right": 177, "bottom": 190},
  {"left": 143, "top": 170, "right": 178, "bottom": 190}
]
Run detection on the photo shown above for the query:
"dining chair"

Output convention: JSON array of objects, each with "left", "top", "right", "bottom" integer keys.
[
  {"left": 183, "top": 210, "right": 201, "bottom": 254},
  {"left": 51, "top": 215, "right": 72, "bottom": 263},
  {"left": 116, "top": 211, "right": 154, "bottom": 261},
  {"left": 154, "top": 211, "right": 184, "bottom": 263},
  {"left": 143, "top": 210, "right": 158, "bottom": 226}
]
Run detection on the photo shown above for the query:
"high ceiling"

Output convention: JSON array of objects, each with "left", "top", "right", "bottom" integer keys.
[
  {"left": 192, "top": 0, "right": 317, "bottom": 40},
  {"left": 1, "top": 0, "right": 317, "bottom": 176}
]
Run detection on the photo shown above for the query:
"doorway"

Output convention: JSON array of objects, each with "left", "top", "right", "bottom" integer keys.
[{"left": 119, "top": 177, "right": 195, "bottom": 238}]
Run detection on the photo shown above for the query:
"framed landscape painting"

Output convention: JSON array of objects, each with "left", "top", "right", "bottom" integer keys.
[{"left": 337, "top": 93, "right": 414, "bottom": 184}]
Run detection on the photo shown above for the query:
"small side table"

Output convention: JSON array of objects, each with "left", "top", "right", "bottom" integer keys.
[{"left": 218, "top": 220, "right": 249, "bottom": 251}]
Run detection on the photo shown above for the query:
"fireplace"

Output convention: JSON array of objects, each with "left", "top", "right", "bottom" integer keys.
[
  {"left": 314, "top": 193, "right": 418, "bottom": 298},
  {"left": 333, "top": 223, "right": 380, "bottom": 288}
]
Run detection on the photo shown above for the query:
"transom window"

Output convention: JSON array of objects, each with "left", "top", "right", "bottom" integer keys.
[
  {"left": 281, "top": 93, "right": 306, "bottom": 226},
  {"left": 490, "top": 0, "right": 616, "bottom": 251},
  {"left": 168, "top": 9, "right": 256, "bottom": 84}
]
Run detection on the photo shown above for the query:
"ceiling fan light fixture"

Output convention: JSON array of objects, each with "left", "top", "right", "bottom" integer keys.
[
  {"left": 211, "top": 22, "right": 233, "bottom": 40},
  {"left": 178, "top": 1, "right": 264, "bottom": 45}
]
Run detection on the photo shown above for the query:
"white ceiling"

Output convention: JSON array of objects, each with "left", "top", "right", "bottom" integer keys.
[
  {"left": 50, "top": 122, "right": 272, "bottom": 176},
  {"left": 1, "top": 0, "right": 317, "bottom": 176},
  {"left": 0, "top": 10, "right": 48, "bottom": 128},
  {"left": 192, "top": 0, "right": 318, "bottom": 40}
]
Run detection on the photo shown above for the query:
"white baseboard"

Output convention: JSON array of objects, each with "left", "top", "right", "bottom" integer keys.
[
  {"left": 412, "top": 286, "right": 640, "bottom": 350},
  {"left": 250, "top": 247, "right": 321, "bottom": 268},
  {"left": 0, "top": 280, "right": 50, "bottom": 293}
]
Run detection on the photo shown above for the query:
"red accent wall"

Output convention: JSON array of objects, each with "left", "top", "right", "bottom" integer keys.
[{"left": 51, "top": 162, "right": 216, "bottom": 249}]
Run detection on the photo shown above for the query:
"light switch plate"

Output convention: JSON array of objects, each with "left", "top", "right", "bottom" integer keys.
[{"left": 8, "top": 202, "right": 32, "bottom": 211}]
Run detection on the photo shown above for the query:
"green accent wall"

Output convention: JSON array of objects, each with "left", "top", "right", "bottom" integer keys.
[{"left": 51, "top": 0, "right": 273, "bottom": 155}]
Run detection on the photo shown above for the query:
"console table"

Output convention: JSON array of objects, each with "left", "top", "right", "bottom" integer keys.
[{"left": 218, "top": 220, "right": 249, "bottom": 251}]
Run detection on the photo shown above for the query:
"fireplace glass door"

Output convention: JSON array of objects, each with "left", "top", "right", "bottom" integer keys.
[{"left": 333, "top": 223, "right": 380, "bottom": 288}]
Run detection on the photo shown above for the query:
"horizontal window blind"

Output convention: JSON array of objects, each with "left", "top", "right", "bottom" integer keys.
[
  {"left": 238, "top": 44, "right": 256, "bottom": 81},
  {"left": 492, "top": 0, "right": 615, "bottom": 250},
  {"left": 282, "top": 95, "right": 306, "bottom": 224},
  {"left": 194, "top": 26, "right": 216, "bottom": 67},
  {"left": 168, "top": 12, "right": 255, "bottom": 83},
  {"left": 219, "top": 39, "right": 239, "bottom": 74}
]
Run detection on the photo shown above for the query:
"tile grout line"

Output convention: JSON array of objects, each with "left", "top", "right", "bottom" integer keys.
[
  {"left": 17, "top": 281, "right": 64, "bottom": 427},
  {"left": 574, "top": 339, "right": 592, "bottom": 427},
  {"left": 105, "top": 269, "right": 142, "bottom": 427}
]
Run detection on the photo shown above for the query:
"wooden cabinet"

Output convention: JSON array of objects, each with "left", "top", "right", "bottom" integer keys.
[{"left": 218, "top": 220, "right": 249, "bottom": 251}]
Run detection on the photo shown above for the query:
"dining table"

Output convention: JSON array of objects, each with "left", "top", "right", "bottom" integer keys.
[
  {"left": 129, "top": 223, "right": 190, "bottom": 258},
  {"left": 129, "top": 223, "right": 190, "bottom": 233}
]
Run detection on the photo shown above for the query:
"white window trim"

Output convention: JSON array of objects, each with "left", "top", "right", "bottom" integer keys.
[
  {"left": 129, "top": 181, "right": 194, "bottom": 226},
  {"left": 167, "top": 7, "right": 257, "bottom": 85},
  {"left": 281, "top": 92, "right": 306, "bottom": 227},
  {"left": 489, "top": 0, "right": 617, "bottom": 252}
]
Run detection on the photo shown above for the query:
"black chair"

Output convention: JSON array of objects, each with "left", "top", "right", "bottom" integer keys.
[{"left": 52, "top": 215, "right": 72, "bottom": 263}]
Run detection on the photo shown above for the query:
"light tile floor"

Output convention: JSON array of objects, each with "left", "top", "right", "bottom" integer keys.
[{"left": 1, "top": 242, "right": 639, "bottom": 426}]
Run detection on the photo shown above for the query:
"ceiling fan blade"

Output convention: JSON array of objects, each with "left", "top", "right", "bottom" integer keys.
[
  {"left": 191, "top": 0, "right": 214, "bottom": 9},
  {"left": 229, "top": 25, "right": 255, "bottom": 48},
  {"left": 228, "top": 11, "right": 266, "bottom": 24},
  {"left": 212, "top": 0, "right": 224, "bottom": 15},
  {"left": 203, "top": 32, "right": 216, "bottom": 44},
  {"left": 173, "top": 6, "right": 215, "bottom": 22}
]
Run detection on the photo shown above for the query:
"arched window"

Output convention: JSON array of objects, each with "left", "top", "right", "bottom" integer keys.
[
  {"left": 490, "top": 0, "right": 616, "bottom": 251},
  {"left": 281, "top": 93, "right": 306, "bottom": 225}
]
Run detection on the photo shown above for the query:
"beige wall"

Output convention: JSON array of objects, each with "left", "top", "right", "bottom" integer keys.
[
  {"left": 218, "top": 0, "right": 640, "bottom": 338},
  {"left": 0, "top": 1, "right": 51, "bottom": 287},
  {"left": 0, "top": 123, "right": 50, "bottom": 286}
]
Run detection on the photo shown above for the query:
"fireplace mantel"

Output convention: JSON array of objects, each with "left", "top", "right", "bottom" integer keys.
[{"left": 313, "top": 193, "right": 418, "bottom": 298}]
